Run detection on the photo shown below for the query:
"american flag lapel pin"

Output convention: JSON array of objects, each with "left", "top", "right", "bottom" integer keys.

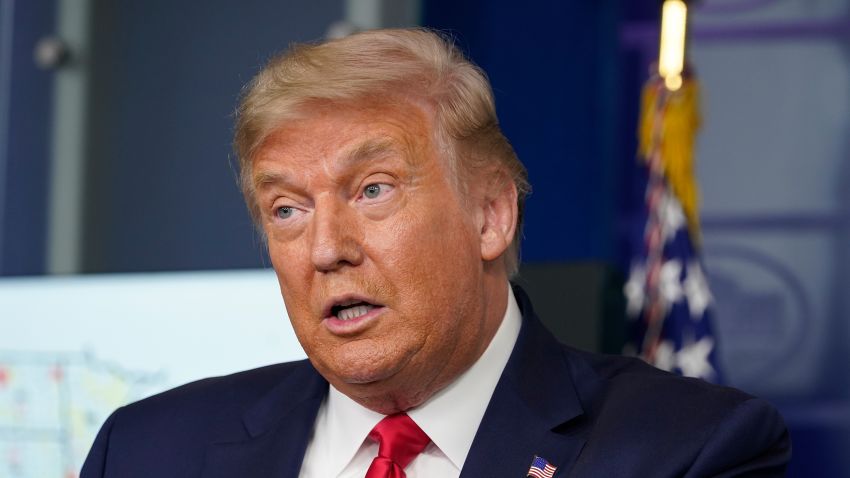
[{"left": 526, "top": 455, "right": 557, "bottom": 478}]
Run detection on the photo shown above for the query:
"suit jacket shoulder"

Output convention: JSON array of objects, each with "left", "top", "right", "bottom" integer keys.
[
  {"left": 565, "top": 347, "right": 790, "bottom": 477},
  {"left": 460, "top": 286, "right": 789, "bottom": 477}
]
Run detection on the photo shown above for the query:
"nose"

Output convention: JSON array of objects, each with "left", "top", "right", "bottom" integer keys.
[{"left": 309, "top": 197, "right": 364, "bottom": 272}]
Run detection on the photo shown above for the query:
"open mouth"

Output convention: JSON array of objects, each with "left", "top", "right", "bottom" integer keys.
[{"left": 329, "top": 299, "right": 380, "bottom": 321}]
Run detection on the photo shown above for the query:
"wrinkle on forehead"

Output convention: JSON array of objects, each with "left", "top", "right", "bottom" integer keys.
[
  {"left": 252, "top": 135, "right": 417, "bottom": 194},
  {"left": 346, "top": 137, "right": 397, "bottom": 166},
  {"left": 252, "top": 102, "right": 436, "bottom": 190}
]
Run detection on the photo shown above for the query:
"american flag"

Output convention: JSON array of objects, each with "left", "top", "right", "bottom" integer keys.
[
  {"left": 527, "top": 455, "right": 557, "bottom": 478},
  {"left": 623, "top": 73, "right": 721, "bottom": 382}
]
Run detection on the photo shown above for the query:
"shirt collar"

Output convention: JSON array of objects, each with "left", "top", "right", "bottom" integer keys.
[
  {"left": 323, "top": 283, "right": 522, "bottom": 474},
  {"left": 320, "top": 382, "right": 385, "bottom": 476}
]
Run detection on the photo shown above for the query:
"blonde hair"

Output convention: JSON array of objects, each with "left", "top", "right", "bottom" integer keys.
[{"left": 234, "top": 28, "right": 530, "bottom": 276}]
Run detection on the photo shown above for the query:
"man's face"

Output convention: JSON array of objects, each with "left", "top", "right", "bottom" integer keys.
[{"left": 251, "top": 100, "right": 505, "bottom": 413}]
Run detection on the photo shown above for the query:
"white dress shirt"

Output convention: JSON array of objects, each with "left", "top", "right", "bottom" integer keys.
[{"left": 299, "top": 284, "right": 522, "bottom": 477}]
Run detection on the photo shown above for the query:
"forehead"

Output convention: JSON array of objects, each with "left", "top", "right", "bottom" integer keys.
[{"left": 252, "top": 99, "right": 437, "bottom": 174}]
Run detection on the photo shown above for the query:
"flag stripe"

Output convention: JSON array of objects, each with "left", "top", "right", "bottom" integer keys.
[{"left": 527, "top": 456, "right": 557, "bottom": 478}]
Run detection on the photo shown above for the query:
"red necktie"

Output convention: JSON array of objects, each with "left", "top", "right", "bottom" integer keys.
[{"left": 364, "top": 413, "right": 431, "bottom": 478}]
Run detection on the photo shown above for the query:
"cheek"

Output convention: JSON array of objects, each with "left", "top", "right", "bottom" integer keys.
[
  {"left": 267, "top": 241, "right": 315, "bottom": 324},
  {"left": 267, "top": 233, "right": 312, "bottom": 279},
  {"left": 373, "top": 200, "right": 481, "bottom": 307}
]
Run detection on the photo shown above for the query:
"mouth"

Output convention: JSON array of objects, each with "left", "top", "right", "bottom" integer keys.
[
  {"left": 330, "top": 300, "right": 379, "bottom": 321},
  {"left": 322, "top": 295, "right": 386, "bottom": 335}
]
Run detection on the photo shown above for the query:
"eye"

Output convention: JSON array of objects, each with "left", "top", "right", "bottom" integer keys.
[
  {"left": 363, "top": 183, "right": 390, "bottom": 200},
  {"left": 276, "top": 206, "right": 294, "bottom": 219}
]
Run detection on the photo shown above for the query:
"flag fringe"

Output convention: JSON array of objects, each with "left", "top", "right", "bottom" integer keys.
[{"left": 638, "top": 76, "right": 702, "bottom": 244}]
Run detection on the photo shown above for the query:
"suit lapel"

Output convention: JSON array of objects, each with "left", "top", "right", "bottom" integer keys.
[
  {"left": 460, "top": 286, "right": 590, "bottom": 478},
  {"left": 202, "top": 362, "right": 328, "bottom": 478}
]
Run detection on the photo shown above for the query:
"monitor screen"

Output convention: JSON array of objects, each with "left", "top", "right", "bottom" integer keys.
[{"left": 0, "top": 269, "right": 304, "bottom": 477}]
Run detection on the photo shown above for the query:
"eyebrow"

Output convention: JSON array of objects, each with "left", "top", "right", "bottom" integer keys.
[
  {"left": 343, "top": 137, "right": 398, "bottom": 166},
  {"left": 252, "top": 137, "right": 400, "bottom": 191},
  {"left": 253, "top": 170, "right": 291, "bottom": 191}
]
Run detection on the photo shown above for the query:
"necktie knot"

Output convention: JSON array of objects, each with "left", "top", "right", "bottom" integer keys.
[{"left": 365, "top": 413, "right": 430, "bottom": 478}]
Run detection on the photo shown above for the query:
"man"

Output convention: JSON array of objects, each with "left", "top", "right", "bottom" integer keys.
[{"left": 81, "top": 28, "right": 790, "bottom": 477}]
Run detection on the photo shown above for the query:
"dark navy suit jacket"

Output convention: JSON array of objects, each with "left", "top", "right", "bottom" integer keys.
[{"left": 81, "top": 288, "right": 790, "bottom": 477}]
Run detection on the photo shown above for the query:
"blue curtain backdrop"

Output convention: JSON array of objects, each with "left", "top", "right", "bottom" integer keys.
[{"left": 423, "top": 1, "right": 624, "bottom": 263}]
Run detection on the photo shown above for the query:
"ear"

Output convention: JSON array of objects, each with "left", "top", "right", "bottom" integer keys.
[{"left": 478, "top": 177, "right": 518, "bottom": 263}]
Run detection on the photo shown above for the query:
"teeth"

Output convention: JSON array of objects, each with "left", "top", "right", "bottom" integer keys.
[{"left": 337, "top": 304, "right": 374, "bottom": 321}]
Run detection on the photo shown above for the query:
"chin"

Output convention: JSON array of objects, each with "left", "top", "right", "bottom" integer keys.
[
  {"left": 345, "top": 381, "right": 430, "bottom": 414},
  {"left": 336, "top": 366, "right": 395, "bottom": 385},
  {"left": 320, "top": 336, "right": 420, "bottom": 383},
  {"left": 322, "top": 359, "right": 434, "bottom": 412},
  {"left": 316, "top": 353, "right": 405, "bottom": 388}
]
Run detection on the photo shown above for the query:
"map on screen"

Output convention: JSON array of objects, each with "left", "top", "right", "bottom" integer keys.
[{"left": 0, "top": 270, "right": 305, "bottom": 478}]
